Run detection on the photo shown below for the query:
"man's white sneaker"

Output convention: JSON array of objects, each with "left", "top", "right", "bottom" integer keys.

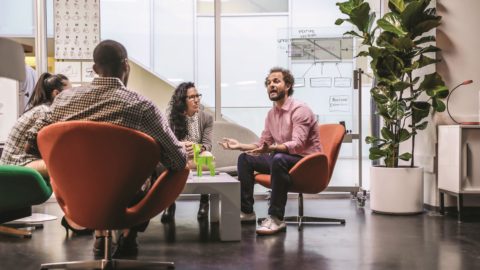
[
  {"left": 256, "top": 216, "right": 286, "bottom": 235},
  {"left": 240, "top": 211, "right": 256, "bottom": 223}
]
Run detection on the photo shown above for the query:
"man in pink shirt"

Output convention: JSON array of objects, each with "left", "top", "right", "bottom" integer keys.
[{"left": 220, "top": 67, "right": 321, "bottom": 235}]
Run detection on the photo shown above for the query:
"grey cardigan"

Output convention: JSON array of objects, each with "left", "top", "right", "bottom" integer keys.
[
  {"left": 197, "top": 110, "right": 213, "bottom": 152},
  {"left": 167, "top": 109, "right": 213, "bottom": 152}
]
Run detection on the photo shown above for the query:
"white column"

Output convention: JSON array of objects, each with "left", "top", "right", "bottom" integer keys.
[{"left": 34, "top": 0, "right": 48, "bottom": 76}]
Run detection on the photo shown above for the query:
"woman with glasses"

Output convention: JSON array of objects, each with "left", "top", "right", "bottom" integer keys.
[{"left": 161, "top": 82, "right": 213, "bottom": 222}]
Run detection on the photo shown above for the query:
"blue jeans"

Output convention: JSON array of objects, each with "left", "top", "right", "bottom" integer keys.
[{"left": 237, "top": 152, "right": 302, "bottom": 220}]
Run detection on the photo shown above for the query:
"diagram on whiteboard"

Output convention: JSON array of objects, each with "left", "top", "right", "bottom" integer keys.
[{"left": 54, "top": 0, "right": 100, "bottom": 60}]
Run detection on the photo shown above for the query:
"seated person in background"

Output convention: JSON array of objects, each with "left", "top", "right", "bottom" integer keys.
[
  {"left": 1, "top": 72, "right": 70, "bottom": 176},
  {"left": 25, "top": 40, "right": 187, "bottom": 257},
  {"left": 0, "top": 73, "right": 90, "bottom": 236},
  {"left": 161, "top": 82, "right": 213, "bottom": 223},
  {"left": 219, "top": 67, "right": 321, "bottom": 236}
]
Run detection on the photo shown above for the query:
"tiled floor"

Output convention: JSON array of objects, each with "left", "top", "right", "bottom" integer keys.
[{"left": 1, "top": 197, "right": 479, "bottom": 270}]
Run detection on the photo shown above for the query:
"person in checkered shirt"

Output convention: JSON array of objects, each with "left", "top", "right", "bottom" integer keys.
[
  {"left": 0, "top": 72, "right": 71, "bottom": 174},
  {"left": 25, "top": 39, "right": 187, "bottom": 257}
]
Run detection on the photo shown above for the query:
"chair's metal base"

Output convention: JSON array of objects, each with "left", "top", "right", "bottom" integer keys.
[
  {"left": 0, "top": 225, "right": 32, "bottom": 238},
  {"left": 40, "top": 230, "right": 175, "bottom": 269},
  {"left": 258, "top": 193, "right": 346, "bottom": 231},
  {"left": 40, "top": 259, "right": 174, "bottom": 270}
]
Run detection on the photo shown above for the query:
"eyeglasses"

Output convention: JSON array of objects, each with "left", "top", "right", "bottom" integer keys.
[{"left": 186, "top": 94, "right": 202, "bottom": 101}]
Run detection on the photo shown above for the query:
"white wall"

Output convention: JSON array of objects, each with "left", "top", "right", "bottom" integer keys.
[{"left": 432, "top": 0, "right": 480, "bottom": 207}]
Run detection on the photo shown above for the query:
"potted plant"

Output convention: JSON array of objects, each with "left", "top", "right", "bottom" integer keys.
[{"left": 336, "top": 0, "right": 448, "bottom": 213}]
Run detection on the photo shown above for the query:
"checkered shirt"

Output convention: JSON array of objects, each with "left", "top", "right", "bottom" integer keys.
[
  {"left": 0, "top": 104, "right": 50, "bottom": 166},
  {"left": 25, "top": 77, "right": 187, "bottom": 170}
]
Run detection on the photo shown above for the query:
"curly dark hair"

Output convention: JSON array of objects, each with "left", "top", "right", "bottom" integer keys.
[
  {"left": 168, "top": 82, "right": 196, "bottom": 140},
  {"left": 265, "top": 67, "right": 295, "bottom": 96}
]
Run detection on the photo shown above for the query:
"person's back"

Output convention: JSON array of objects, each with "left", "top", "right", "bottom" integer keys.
[
  {"left": 26, "top": 40, "right": 186, "bottom": 171},
  {"left": 0, "top": 104, "right": 49, "bottom": 166},
  {"left": 1, "top": 72, "right": 70, "bottom": 171}
]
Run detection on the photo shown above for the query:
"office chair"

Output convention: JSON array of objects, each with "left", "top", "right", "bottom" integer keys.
[
  {"left": 255, "top": 124, "right": 346, "bottom": 230},
  {"left": 37, "top": 121, "right": 189, "bottom": 270},
  {"left": 0, "top": 165, "right": 52, "bottom": 238}
]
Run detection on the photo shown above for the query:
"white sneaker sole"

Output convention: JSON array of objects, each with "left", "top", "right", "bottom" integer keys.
[{"left": 256, "top": 226, "right": 286, "bottom": 235}]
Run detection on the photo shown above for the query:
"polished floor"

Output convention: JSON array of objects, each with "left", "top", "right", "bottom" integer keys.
[{"left": 1, "top": 197, "right": 479, "bottom": 270}]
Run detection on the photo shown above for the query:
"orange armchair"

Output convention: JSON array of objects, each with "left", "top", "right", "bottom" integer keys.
[
  {"left": 37, "top": 121, "right": 189, "bottom": 270},
  {"left": 255, "top": 124, "right": 346, "bottom": 230}
]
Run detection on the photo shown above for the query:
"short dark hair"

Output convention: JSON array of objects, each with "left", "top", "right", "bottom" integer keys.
[
  {"left": 265, "top": 67, "right": 295, "bottom": 96},
  {"left": 93, "top": 40, "right": 128, "bottom": 75}
]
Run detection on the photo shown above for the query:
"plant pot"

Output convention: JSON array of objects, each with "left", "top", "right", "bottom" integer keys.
[{"left": 370, "top": 166, "right": 424, "bottom": 214}]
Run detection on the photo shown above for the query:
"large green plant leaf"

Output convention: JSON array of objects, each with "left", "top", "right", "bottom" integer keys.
[
  {"left": 414, "top": 54, "right": 440, "bottom": 69},
  {"left": 420, "top": 72, "right": 449, "bottom": 98},
  {"left": 399, "top": 152, "right": 413, "bottom": 161},
  {"left": 371, "top": 87, "right": 390, "bottom": 104},
  {"left": 377, "top": 13, "right": 407, "bottom": 37},
  {"left": 399, "top": 128, "right": 412, "bottom": 142},
  {"left": 401, "top": 0, "right": 431, "bottom": 31},
  {"left": 337, "top": 0, "right": 364, "bottom": 15},
  {"left": 369, "top": 147, "right": 387, "bottom": 160},
  {"left": 432, "top": 98, "right": 446, "bottom": 112},
  {"left": 336, "top": 1, "right": 373, "bottom": 33},
  {"left": 412, "top": 101, "right": 431, "bottom": 123},
  {"left": 388, "top": 100, "right": 407, "bottom": 119},
  {"left": 388, "top": 0, "right": 406, "bottom": 13},
  {"left": 381, "top": 127, "right": 395, "bottom": 140},
  {"left": 373, "top": 51, "right": 405, "bottom": 82},
  {"left": 414, "top": 35, "right": 435, "bottom": 45},
  {"left": 393, "top": 81, "right": 411, "bottom": 92}
]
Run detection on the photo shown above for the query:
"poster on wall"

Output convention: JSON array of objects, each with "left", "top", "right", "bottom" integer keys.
[
  {"left": 55, "top": 61, "right": 82, "bottom": 82},
  {"left": 329, "top": 95, "right": 350, "bottom": 112},
  {"left": 54, "top": 0, "right": 100, "bottom": 60},
  {"left": 0, "top": 78, "right": 19, "bottom": 143},
  {"left": 81, "top": 61, "right": 97, "bottom": 82}
]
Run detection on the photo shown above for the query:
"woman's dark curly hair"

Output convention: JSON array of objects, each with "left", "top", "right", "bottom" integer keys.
[{"left": 168, "top": 82, "right": 196, "bottom": 140}]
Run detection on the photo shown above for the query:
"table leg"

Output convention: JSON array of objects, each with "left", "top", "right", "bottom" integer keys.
[
  {"left": 457, "top": 194, "right": 464, "bottom": 223},
  {"left": 218, "top": 185, "right": 241, "bottom": 241},
  {"left": 439, "top": 192, "right": 445, "bottom": 215},
  {"left": 210, "top": 194, "right": 219, "bottom": 223}
]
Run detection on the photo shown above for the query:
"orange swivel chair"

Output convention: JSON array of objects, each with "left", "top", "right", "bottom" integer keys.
[
  {"left": 37, "top": 121, "right": 189, "bottom": 270},
  {"left": 255, "top": 124, "right": 346, "bottom": 230}
]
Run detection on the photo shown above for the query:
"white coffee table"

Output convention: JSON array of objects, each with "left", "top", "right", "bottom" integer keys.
[{"left": 181, "top": 172, "right": 240, "bottom": 241}]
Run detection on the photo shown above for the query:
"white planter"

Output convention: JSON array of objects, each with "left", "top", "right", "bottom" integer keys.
[{"left": 370, "top": 166, "right": 424, "bottom": 214}]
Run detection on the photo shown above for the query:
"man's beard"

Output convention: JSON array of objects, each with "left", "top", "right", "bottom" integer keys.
[{"left": 269, "top": 90, "right": 286, "bottom": 101}]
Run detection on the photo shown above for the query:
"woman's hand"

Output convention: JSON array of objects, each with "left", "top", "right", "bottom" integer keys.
[{"left": 218, "top": 138, "right": 240, "bottom": 150}]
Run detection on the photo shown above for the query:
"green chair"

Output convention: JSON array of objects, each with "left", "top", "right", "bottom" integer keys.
[{"left": 0, "top": 165, "right": 52, "bottom": 238}]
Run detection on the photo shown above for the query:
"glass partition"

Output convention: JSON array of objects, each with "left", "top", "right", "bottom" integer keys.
[{"left": 100, "top": 0, "right": 152, "bottom": 67}]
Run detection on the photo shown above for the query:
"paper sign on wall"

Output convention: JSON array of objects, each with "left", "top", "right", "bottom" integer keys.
[{"left": 55, "top": 61, "right": 82, "bottom": 82}]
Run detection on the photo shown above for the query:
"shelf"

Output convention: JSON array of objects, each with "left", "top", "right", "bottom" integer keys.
[{"left": 342, "top": 133, "right": 359, "bottom": 143}]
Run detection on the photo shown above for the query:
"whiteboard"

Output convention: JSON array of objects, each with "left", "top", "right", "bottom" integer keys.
[{"left": 0, "top": 78, "right": 19, "bottom": 143}]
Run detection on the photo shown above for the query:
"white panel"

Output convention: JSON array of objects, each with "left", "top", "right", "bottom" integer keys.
[
  {"left": 100, "top": 0, "right": 151, "bottom": 67},
  {"left": 220, "top": 16, "right": 289, "bottom": 108},
  {"left": 153, "top": 0, "right": 195, "bottom": 84},
  {"left": 292, "top": 0, "right": 355, "bottom": 29},
  {"left": 0, "top": 0, "right": 34, "bottom": 36},
  {"left": 198, "top": 15, "right": 288, "bottom": 133},
  {"left": 0, "top": 78, "right": 18, "bottom": 143},
  {"left": 196, "top": 17, "right": 215, "bottom": 107}
]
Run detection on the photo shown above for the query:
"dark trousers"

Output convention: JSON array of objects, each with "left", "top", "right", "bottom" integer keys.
[{"left": 237, "top": 152, "right": 302, "bottom": 220}]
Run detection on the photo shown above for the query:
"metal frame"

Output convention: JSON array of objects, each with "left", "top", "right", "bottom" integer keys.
[
  {"left": 258, "top": 193, "right": 345, "bottom": 231},
  {"left": 40, "top": 230, "right": 175, "bottom": 270}
]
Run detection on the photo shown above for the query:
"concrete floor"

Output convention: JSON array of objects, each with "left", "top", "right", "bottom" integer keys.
[{"left": 0, "top": 198, "right": 479, "bottom": 270}]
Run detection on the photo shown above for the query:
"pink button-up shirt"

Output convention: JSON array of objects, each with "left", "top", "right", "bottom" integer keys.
[{"left": 256, "top": 97, "right": 322, "bottom": 156}]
